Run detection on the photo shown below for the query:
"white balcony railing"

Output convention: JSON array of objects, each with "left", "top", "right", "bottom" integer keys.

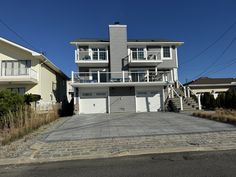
[
  {"left": 1, "top": 68, "right": 38, "bottom": 80},
  {"left": 76, "top": 51, "right": 109, "bottom": 62},
  {"left": 130, "top": 51, "right": 162, "bottom": 61},
  {"left": 72, "top": 71, "right": 172, "bottom": 84}
]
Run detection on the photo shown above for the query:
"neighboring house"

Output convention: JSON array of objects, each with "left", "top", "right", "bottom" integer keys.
[
  {"left": 70, "top": 23, "right": 184, "bottom": 114},
  {"left": 184, "top": 77, "right": 236, "bottom": 98},
  {"left": 0, "top": 37, "right": 69, "bottom": 106}
]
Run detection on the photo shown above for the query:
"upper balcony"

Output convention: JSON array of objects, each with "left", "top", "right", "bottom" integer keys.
[
  {"left": 0, "top": 68, "right": 38, "bottom": 84},
  {"left": 75, "top": 47, "right": 109, "bottom": 67},
  {"left": 71, "top": 71, "right": 173, "bottom": 87},
  {"left": 128, "top": 49, "right": 163, "bottom": 66}
]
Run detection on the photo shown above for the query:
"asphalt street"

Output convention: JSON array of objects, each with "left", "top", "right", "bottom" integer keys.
[{"left": 0, "top": 150, "right": 236, "bottom": 177}]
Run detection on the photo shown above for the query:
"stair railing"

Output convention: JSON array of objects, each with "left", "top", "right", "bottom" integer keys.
[
  {"left": 187, "top": 86, "right": 202, "bottom": 110},
  {"left": 176, "top": 80, "right": 187, "bottom": 98},
  {"left": 170, "top": 85, "right": 183, "bottom": 111}
]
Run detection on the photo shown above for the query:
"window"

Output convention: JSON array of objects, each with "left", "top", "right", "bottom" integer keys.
[
  {"left": 82, "top": 92, "right": 93, "bottom": 97},
  {"left": 1, "top": 60, "right": 31, "bottom": 76},
  {"left": 96, "top": 92, "right": 106, "bottom": 96},
  {"left": 92, "top": 48, "right": 98, "bottom": 60},
  {"left": 130, "top": 69, "right": 146, "bottom": 82},
  {"left": 7, "top": 87, "right": 26, "bottom": 95},
  {"left": 91, "top": 48, "right": 107, "bottom": 60},
  {"left": 131, "top": 48, "right": 145, "bottom": 60},
  {"left": 99, "top": 48, "right": 106, "bottom": 60},
  {"left": 163, "top": 47, "right": 171, "bottom": 58}
]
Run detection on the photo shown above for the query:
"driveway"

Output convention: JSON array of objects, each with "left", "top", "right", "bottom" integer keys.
[{"left": 44, "top": 112, "right": 236, "bottom": 142}]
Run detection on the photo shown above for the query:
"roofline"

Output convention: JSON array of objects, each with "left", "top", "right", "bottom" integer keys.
[
  {"left": 188, "top": 83, "right": 236, "bottom": 87},
  {"left": 109, "top": 24, "right": 127, "bottom": 28},
  {"left": 0, "top": 37, "right": 41, "bottom": 56},
  {"left": 0, "top": 37, "right": 69, "bottom": 79},
  {"left": 70, "top": 41, "right": 184, "bottom": 46}
]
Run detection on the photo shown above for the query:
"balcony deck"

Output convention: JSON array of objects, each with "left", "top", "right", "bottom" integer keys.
[
  {"left": 0, "top": 68, "right": 38, "bottom": 84},
  {"left": 129, "top": 51, "right": 163, "bottom": 66},
  {"left": 71, "top": 71, "right": 173, "bottom": 87},
  {"left": 75, "top": 50, "right": 109, "bottom": 67}
]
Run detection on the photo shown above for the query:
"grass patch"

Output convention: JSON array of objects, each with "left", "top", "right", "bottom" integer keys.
[
  {"left": 0, "top": 106, "right": 59, "bottom": 145},
  {"left": 193, "top": 109, "right": 236, "bottom": 124}
]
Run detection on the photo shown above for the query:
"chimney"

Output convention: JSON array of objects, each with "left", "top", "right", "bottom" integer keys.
[{"left": 109, "top": 23, "right": 127, "bottom": 74}]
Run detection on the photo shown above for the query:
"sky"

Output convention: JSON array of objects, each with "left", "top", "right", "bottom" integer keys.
[{"left": 0, "top": 0, "right": 236, "bottom": 83}]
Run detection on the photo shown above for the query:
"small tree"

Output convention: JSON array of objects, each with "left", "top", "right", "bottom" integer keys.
[
  {"left": 201, "top": 92, "right": 216, "bottom": 110},
  {"left": 216, "top": 93, "right": 225, "bottom": 108}
]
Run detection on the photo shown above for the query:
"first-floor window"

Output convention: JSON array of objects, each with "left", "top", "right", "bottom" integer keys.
[{"left": 8, "top": 87, "right": 26, "bottom": 95}]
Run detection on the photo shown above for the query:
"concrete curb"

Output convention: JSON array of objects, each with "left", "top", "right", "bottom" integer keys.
[{"left": 0, "top": 145, "right": 235, "bottom": 166}]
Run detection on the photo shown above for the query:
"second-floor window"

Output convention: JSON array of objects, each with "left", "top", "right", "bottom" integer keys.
[
  {"left": 163, "top": 47, "right": 171, "bottom": 58},
  {"left": 92, "top": 48, "right": 107, "bottom": 60},
  {"left": 1, "top": 60, "right": 31, "bottom": 76},
  {"left": 131, "top": 48, "right": 145, "bottom": 60}
]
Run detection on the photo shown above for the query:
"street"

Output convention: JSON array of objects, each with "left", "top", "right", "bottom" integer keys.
[{"left": 1, "top": 150, "right": 236, "bottom": 177}]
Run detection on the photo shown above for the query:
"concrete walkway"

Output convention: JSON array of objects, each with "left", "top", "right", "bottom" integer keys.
[{"left": 45, "top": 112, "right": 236, "bottom": 141}]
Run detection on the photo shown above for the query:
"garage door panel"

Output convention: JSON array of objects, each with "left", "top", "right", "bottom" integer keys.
[
  {"left": 79, "top": 91, "right": 107, "bottom": 114},
  {"left": 136, "top": 90, "right": 161, "bottom": 112}
]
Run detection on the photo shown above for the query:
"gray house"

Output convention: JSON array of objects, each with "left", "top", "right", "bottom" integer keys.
[{"left": 70, "top": 23, "right": 184, "bottom": 114}]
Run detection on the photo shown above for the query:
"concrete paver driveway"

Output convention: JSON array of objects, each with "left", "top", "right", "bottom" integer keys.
[{"left": 45, "top": 112, "right": 236, "bottom": 141}]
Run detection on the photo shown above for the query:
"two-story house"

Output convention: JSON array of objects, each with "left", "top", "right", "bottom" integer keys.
[
  {"left": 0, "top": 37, "right": 69, "bottom": 107},
  {"left": 71, "top": 23, "right": 184, "bottom": 114}
]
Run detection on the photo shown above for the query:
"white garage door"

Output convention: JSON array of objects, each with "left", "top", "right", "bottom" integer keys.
[
  {"left": 80, "top": 92, "right": 107, "bottom": 114},
  {"left": 136, "top": 91, "right": 161, "bottom": 112}
]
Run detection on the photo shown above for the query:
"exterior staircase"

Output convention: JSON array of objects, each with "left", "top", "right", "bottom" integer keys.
[{"left": 165, "top": 82, "right": 201, "bottom": 112}]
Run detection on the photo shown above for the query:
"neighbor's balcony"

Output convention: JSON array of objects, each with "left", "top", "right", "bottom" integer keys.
[
  {"left": 129, "top": 51, "right": 163, "bottom": 66},
  {"left": 75, "top": 50, "right": 109, "bottom": 67},
  {"left": 0, "top": 68, "right": 38, "bottom": 84},
  {"left": 71, "top": 71, "right": 173, "bottom": 87}
]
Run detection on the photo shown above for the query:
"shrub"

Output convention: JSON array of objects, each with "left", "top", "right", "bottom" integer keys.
[
  {"left": 24, "top": 94, "right": 41, "bottom": 105},
  {"left": 167, "top": 100, "right": 179, "bottom": 112},
  {"left": 201, "top": 92, "right": 216, "bottom": 110},
  {"left": 0, "top": 90, "right": 24, "bottom": 117}
]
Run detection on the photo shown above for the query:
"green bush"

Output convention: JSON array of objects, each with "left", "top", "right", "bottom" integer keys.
[
  {"left": 201, "top": 92, "right": 216, "bottom": 110},
  {"left": 216, "top": 93, "right": 225, "bottom": 108},
  {"left": 24, "top": 94, "right": 41, "bottom": 105},
  {"left": 0, "top": 90, "right": 24, "bottom": 117},
  {"left": 167, "top": 100, "right": 179, "bottom": 112}
]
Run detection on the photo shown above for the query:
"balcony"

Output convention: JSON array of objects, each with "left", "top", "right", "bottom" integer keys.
[
  {"left": 71, "top": 71, "right": 173, "bottom": 87},
  {"left": 0, "top": 68, "right": 38, "bottom": 84},
  {"left": 129, "top": 51, "right": 163, "bottom": 66},
  {"left": 75, "top": 50, "right": 109, "bottom": 67}
]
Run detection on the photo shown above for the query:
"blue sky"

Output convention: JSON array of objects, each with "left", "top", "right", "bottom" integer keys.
[{"left": 0, "top": 0, "right": 236, "bottom": 83}]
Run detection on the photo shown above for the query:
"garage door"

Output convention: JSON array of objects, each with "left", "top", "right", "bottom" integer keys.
[
  {"left": 136, "top": 91, "right": 161, "bottom": 112},
  {"left": 80, "top": 92, "right": 107, "bottom": 114}
]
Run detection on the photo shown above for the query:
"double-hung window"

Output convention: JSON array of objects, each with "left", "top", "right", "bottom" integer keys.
[
  {"left": 163, "top": 47, "right": 171, "bottom": 58},
  {"left": 131, "top": 48, "right": 145, "bottom": 60},
  {"left": 91, "top": 48, "right": 107, "bottom": 61}
]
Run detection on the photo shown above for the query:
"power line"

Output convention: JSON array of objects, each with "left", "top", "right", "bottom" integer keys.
[
  {"left": 207, "top": 58, "right": 236, "bottom": 76},
  {"left": 180, "top": 21, "right": 236, "bottom": 65},
  {"left": 0, "top": 18, "right": 39, "bottom": 52},
  {"left": 190, "top": 37, "right": 236, "bottom": 80}
]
